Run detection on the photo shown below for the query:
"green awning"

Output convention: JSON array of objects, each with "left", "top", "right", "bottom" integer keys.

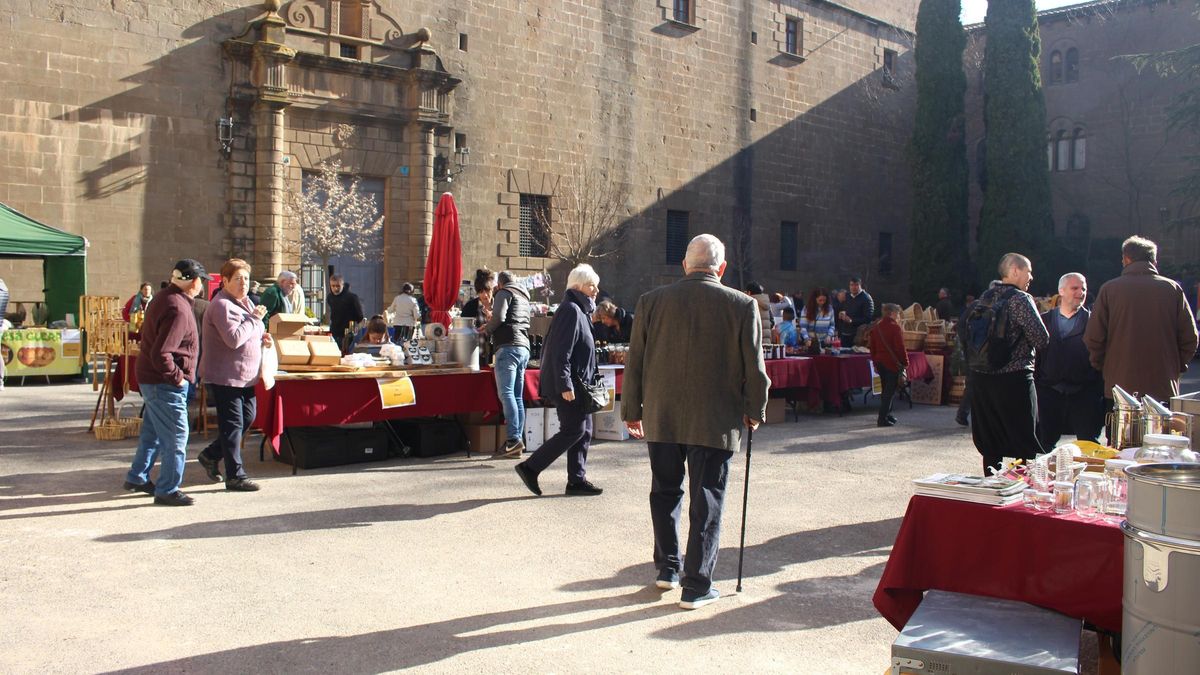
[{"left": 0, "top": 201, "right": 87, "bottom": 256}]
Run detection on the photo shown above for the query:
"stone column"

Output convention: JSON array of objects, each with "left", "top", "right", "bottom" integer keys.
[
  {"left": 389, "top": 121, "right": 435, "bottom": 294},
  {"left": 252, "top": 103, "right": 288, "bottom": 276}
]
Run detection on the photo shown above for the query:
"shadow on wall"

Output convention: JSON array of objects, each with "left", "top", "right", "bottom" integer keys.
[
  {"left": 52, "top": 8, "right": 258, "bottom": 286},
  {"left": 601, "top": 49, "right": 916, "bottom": 306}
]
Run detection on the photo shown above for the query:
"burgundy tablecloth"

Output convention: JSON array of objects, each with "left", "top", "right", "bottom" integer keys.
[
  {"left": 779, "top": 352, "right": 930, "bottom": 407},
  {"left": 872, "top": 495, "right": 1123, "bottom": 634}
]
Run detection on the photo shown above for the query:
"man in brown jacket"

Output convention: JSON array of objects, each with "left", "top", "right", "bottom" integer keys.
[
  {"left": 623, "top": 234, "right": 771, "bottom": 610},
  {"left": 1083, "top": 236, "right": 1198, "bottom": 404}
]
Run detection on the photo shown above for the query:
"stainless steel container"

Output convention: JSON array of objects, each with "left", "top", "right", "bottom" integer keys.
[
  {"left": 1122, "top": 463, "right": 1200, "bottom": 673},
  {"left": 1108, "top": 385, "right": 1144, "bottom": 450},
  {"left": 449, "top": 317, "right": 480, "bottom": 370}
]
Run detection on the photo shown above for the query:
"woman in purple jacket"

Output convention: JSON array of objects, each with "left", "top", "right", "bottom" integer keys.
[
  {"left": 197, "top": 258, "right": 273, "bottom": 491},
  {"left": 514, "top": 264, "right": 603, "bottom": 497}
]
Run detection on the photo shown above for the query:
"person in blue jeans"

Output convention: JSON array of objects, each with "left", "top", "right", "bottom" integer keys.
[
  {"left": 124, "top": 259, "right": 209, "bottom": 506},
  {"left": 481, "top": 271, "right": 532, "bottom": 458}
]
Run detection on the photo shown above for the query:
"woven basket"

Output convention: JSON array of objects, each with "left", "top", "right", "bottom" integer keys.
[
  {"left": 118, "top": 402, "right": 142, "bottom": 436},
  {"left": 94, "top": 419, "right": 127, "bottom": 441},
  {"left": 902, "top": 331, "right": 926, "bottom": 351}
]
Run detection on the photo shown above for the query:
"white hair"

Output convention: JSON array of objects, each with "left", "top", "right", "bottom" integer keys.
[
  {"left": 567, "top": 263, "right": 600, "bottom": 289},
  {"left": 1058, "top": 272, "right": 1085, "bottom": 291},
  {"left": 684, "top": 234, "right": 725, "bottom": 272},
  {"left": 278, "top": 270, "right": 298, "bottom": 282}
]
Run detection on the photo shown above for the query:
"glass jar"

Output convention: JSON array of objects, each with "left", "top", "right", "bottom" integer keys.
[
  {"left": 1075, "top": 474, "right": 1105, "bottom": 520},
  {"left": 1053, "top": 481, "right": 1074, "bottom": 514},
  {"left": 1135, "top": 433, "right": 1191, "bottom": 464},
  {"left": 1102, "top": 459, "right": 1135, "bottom": 517}
]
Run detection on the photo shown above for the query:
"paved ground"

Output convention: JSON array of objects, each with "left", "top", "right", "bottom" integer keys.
[{"left": 6, "top": 371, "right": 1185, "bottom": 673}]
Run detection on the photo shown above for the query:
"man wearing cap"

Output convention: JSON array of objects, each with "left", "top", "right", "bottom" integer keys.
[{"left": 123, "top": 259, "right": 209, "bottom": 506}]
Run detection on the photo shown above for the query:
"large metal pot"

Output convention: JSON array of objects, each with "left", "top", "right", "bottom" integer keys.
[
  {"left": 1122, "top": 463, "right": 1200, "bottom": 673},
  {"left": 448, "top": 317, "right": 480, "bottom": 371}
]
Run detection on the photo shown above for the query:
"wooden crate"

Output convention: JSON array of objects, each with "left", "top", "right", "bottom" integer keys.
[{"left": 911, "top": 354, "right": 944, "bottom": 405}]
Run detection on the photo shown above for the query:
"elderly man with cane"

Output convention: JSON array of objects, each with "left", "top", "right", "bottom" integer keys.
[{"left": 623, "top": 234, "right": 771, "bottom": 610}]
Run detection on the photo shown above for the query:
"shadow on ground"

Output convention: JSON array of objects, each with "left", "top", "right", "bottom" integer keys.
[{"left": 94, "top": 496, "right": 533, "bottom": 541}]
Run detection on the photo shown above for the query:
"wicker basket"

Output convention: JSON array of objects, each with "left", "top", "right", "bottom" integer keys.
[
  {"left": 118, "top": 402, "right": 142, "bottom": 436},
  {"left": 94, "top": 419, "right": 128, "bottom": 441},
  {"left": 902, "top": 331, "right": 926, "bottom": 351}
]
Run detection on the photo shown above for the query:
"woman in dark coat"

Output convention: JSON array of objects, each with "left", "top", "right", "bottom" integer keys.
[{"left": 514, "top": 264, "right": 602, "bottom": 497}]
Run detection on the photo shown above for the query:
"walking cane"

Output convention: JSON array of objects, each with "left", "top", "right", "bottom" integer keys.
[{"left": 736, "top": 425, "right": 753, "bottom": 593}]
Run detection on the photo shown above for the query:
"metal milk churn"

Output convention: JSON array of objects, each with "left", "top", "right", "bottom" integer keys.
[{"left": 449, "top": 317, "right": 480, "bottom": 371}]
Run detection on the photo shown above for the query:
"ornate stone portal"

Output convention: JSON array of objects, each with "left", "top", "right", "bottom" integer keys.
[{"left": 222, "top": 0, "right": 459, "bottom": 299}]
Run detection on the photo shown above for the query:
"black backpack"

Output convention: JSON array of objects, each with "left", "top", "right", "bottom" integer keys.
[{"left": 962, "top": 286, "right": 1019, "bottom": 371}]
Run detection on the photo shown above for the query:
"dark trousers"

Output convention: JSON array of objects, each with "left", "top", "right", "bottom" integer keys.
[
  {"left": 523, "top": 399, "right": 591, "bottom": 483},
  {"left": 390, "top": 325, "right": 414, "bottom": 344},
  {"left": 970, "top": 370, "right": 1043, "bottom": 474},
  {"left": 200, "top": 384, "right": 256, "bottom": 481},
  {"left": 876, "top": 365, "right": 899, "bottom": 423},
  {"left": 1036, "top": 381, "right": 1105, "bottom": 449},
  {"left": 957, "top": 370, "right": 973, "bottom": 420},
  {"left": 648, "top": 442, "right": 734, "bottom": 595}
]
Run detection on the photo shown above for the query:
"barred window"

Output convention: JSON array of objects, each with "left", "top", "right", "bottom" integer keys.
[{"left": 519, "top": 194, "right": 550, "bottom": 258}]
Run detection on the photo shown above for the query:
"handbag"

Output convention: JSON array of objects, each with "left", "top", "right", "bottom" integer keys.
[{"left": 573, "top": 371, "right": 610, "bottom": 414}]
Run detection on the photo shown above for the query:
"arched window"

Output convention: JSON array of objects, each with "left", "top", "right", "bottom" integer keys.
[
  {"left": 1049, "top": 50, "right": 1063, "bottom": 84},
  {"left": 1065, "top": 48, "right": 1079, "bottom": 82},
  {"left": 1056, "top": 130, "right": 1070, "bottom": 172},
  {"left": 1071, "top": 128, "right": 1086, "bottom": 170}
]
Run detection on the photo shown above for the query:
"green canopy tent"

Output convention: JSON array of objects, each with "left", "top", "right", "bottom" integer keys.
[{"left": 0, "top": 201, "right": 88, "bottom": 324}]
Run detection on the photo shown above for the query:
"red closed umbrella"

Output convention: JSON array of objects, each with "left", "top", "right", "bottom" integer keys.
[{"left": 423, "top": 192, "right": 462, "bottom": 329}]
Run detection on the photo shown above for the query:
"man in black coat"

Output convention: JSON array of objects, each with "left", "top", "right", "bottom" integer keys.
[
  {"left": 327, "top": 274, "right": 365, "bottom": 353},
  {"left": 1035, "top": 272, "right": 1104, "bottom": 448},
  {"left": 837, "top": 276, "right": 874, "bottom": 346}
]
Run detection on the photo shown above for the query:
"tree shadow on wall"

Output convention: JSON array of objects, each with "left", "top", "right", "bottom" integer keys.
[{"left": 52, "top": 7, "right": 259, "bottom": 279}]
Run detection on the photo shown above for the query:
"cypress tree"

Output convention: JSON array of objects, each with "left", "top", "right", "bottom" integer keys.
[
  {"left": 909, "top": 0, "right": 969, "bottom": 304},
  {"left": 978, "top": 0, "right": 1054, "bottom": 289}
]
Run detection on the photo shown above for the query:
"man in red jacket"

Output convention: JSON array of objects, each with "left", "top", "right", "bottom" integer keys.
[
  {"left": 869, "top": 303, "right": 909, "bottom": 428},
  {"left": 123, "top": 259, "right": 209, "bottom": 506}
]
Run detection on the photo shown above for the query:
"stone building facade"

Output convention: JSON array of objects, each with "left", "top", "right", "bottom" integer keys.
[
  {"left": 965, "top": 0, "right": 1200, "bottom": 285},
  {"left": 0, "top": 0, "right": 919, "bottom": 316}
]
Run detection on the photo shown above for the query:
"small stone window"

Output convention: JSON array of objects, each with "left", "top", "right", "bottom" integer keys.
[
  {"left": 1065, "top": 48, "right": 1079, "bottom": 83},
  {"left": 1071, "top": 128, "right": 1086, "bottom": 170},
  {"left": 459, "top": 33, "right": 468, "bottom": 51},
  {"left": 673, "top": 0, "right": 694, "bottom": 25},
  {"left": 878, "top": 232, "right": 893, "bottom": 276},
  {"left": 883, "top": 49, "right": 896, "bottom": 75},
  {"left": 1049, "top": 50, "right": 1063, "bottom": 84},
  {"left": 780, "top": 221, "right": 798, "bottom": 271},
  {"left": 340, "top": 43, "right": 358, "bottom": 59},
  {"left": 784, "top": 18, "right": 801, "bottom": 55},
  {"left": 665, "top": 210, "right": 690, "bottom": 264}
]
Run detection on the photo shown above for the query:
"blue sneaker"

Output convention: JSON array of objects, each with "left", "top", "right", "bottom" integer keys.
[
  {"left": 679, "top": 587, "right": 720, "bottom": 610},
  {"left": 655, "top": 568, "right": 680, "bottom": 590}
]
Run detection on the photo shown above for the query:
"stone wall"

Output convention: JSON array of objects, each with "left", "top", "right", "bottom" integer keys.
[
  {"left": 0, "top": 0, "right": 919, "bottom": 312},
  {"left": 965, "top": 0, "right": 1200, "bottom": 285}
]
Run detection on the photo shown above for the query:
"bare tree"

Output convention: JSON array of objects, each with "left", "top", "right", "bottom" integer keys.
[
  {"left": 534, "top": 163, "right": 631, "bottom": 267},
  {"left": 285, "top": 158, "right": 384, "bottom": 277}
]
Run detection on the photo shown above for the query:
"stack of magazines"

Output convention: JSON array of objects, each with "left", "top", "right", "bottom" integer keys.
[{"left": 912, "top": 473, "right": 1027, "bottom": 505}]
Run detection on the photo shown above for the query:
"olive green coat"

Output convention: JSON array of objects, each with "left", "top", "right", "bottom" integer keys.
[{"left": 622, "top": 272, "right": 771, "bottom": 452}]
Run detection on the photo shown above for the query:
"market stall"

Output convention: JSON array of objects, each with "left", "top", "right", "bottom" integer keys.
[
  {"left": 0, "top": 201, "right": 87, "bottom": 326},
  {"left": 0, "top": 201, "right": 88, "bottom": 378},
  {"left": 872, "top": 494, "right": 1123, "bottom": 633}
]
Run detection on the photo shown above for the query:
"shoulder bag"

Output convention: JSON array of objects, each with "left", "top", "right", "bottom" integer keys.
[{"left": 573, "top": 371, "right": 610, "bottom": 414}]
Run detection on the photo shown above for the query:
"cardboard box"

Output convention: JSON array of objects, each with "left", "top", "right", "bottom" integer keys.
[
  {"left": 594, "top": 400, "right": 631, "bottom": 441},
  {"left": 307, "top": 339, "right": 342, "bottom": 366},
  {"left": 465, "top": 424, "right": 503, "bottom": 455},
  {"left": 911, "top": 354, "right": 945, "bottom": 405},
  {"left": 457, "top": 411, "right": 499, "bottom": 425},
  {"left": 545, "top": 406, "right": 562, "bottom": 439},
  {"left": 765, "top": 399, "right": 787, "bottom": 424},
  {"left": 269, "top": 313, "right": 312, "bottom": 339},
  {"left": 524, "top": 406, "right": 546, "bottom": 450},
  {"left": 598, "top": 368, "right": 618, "bottom": 413},
  {"left": 275, "top": 339, "right": 310, "bottom": 365}
]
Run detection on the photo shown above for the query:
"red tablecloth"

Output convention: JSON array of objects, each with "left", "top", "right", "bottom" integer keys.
[
  {"left": 872, "top": 495, "right": 1123, "bottom": 634},
  {"left": 522, "top": 367, "right": 624, "bottom": 402},
  {"left": 254, "top": 366, "right": 626, "bottom": 453},
  {"left": 112, "top": 355, "right": 138, "bottom": 401},
  {"left": 772, "top": 352, "right": 930, "bottom": 407}
]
